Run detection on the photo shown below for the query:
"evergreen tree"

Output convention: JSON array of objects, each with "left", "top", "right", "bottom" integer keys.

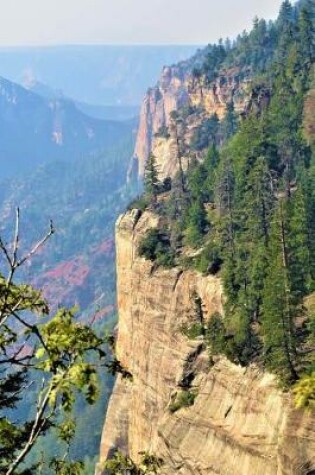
[
  {"left": 238, "top": 157, "right": 274, "bottom": 320},
  {"left": 216, "top": 153, "right": 239, "bottom": 304},
  {"left": 221, "top": 102, "right": 238, "bottom": 142},
  {"left": 136, "top": 0, "right": 315, "bottom": 390},
  {"left": 303, "top": 162, "right": 315, "bottom": 286},
  {"left": 262, "top": 200, "right": 299, "bottom": 382},
  {"left": 297, "top": 1, "right": 315, "bottom": 67},
  {"left": 144, "top": 153, "right": 160, "bottom": 205},
  {"left": 277, "top": 1, "right": 295, "bottom": 66},
  {"left": 185, "top": 199, "right": 208, "bottom": 247},
  {"left": 287, "top": 186, "right": 312, "bottom": 296}
]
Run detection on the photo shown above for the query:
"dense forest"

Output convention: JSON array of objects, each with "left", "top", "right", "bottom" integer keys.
[
  {"left": 138, "top": 0, "right": 315, "bottom": 401},
  {"left": 0, "top": 118, "right": 137, "bottom": 472}
]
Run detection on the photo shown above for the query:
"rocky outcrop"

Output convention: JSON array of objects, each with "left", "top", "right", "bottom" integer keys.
[
  {"left": 130, "top": 66, "right": 251, "bottom": 181},
  {"left": 96, "top": 210, "right": 315, "bottom": 475}
]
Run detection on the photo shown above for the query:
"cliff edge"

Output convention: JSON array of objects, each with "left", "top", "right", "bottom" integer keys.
[
  {"left": 96, "top": 210, "right": 315, "bottom": 475},
  {"left": 129, "top": 64, "right": 251, "bottom": 181}
]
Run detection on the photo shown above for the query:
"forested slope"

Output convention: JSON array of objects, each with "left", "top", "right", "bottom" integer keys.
[
  {"left": 139, "top": 0, "right": 315, "bottom": 387},
  {"left": 98, "top": 2, "right": 315, "bottom": 473}
]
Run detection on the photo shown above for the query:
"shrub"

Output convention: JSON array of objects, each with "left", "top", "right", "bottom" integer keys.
[
  {"left": 169, "top": 390, "right": 197, "bottom": 413},
  {"left": 154, "top": 125, "right": 171, "bottom": 139},
  {"left": 156, "top": 247, "right": 176, "bottom": 268},
  {"left": 138, "top": 228, "right": 176, "bottom": 268},
  {"left": 128, "top": 195, "right": 148, "bottom": 211},
  {"left": 293, "top": 373, "right": 315, "bottom": 411},
  {"left": 138, "top": 229, "right": 160, "bottom": 260},
  {"left": 194, "top": 243, "right": 223, "bottom": 275},
  {"left": 103, "top": 450, "right": 163, "bottom": 474},
  {"left": 161, "top": 176, "right": 172, "bottom": 192},
  {"left": 181, "top": 322, "right": 204, "bottom": 339}
]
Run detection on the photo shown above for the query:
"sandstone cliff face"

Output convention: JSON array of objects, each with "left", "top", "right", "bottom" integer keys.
[
  {"left": 130, "top": 66, "right": 251, "bottom": 180},
  {"left": 97, "top": 210, "right": 315, "bottom": 475}
]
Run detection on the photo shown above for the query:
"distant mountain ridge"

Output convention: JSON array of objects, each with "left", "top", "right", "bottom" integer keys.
[
  {"left": 0, "top": 75, "right": 136, "bottom": 177},
  {"left": 24, "top": 80, "right": 139, "bottom": 121},
  {"left": 0, "top": 45, "right": 199, "bottom": 106}
]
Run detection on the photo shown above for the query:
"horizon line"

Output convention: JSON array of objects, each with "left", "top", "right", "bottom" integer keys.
[{"left": 0, "top": 43, "right": 204, "bottom": 49}]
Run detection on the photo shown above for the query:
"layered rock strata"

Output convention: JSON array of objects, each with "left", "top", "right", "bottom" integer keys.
[
  {"left": 97, "top": 210, "right": 315, "bottom": 475},
  {"left": 130, "top": 66, "right": 251, "bottom": 180}
]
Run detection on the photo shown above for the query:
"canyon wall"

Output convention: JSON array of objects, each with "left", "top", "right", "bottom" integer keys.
[
  {"left": 129, "top": 65, "right": 251, "bottom": 180},
  {"left": 96, "top": 51, "right": 315, "bottom": 475},
  {"left": 96, "top": 210, "right": 315, "bottom": 475}
]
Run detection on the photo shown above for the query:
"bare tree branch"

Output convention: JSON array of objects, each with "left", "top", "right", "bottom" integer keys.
[
  {"left": 0, "top": 237, "right": 12, "bottom": 268},
  {"left": 12, "top": 311, "right": 49, "bottom": 354},
  {"left": 12, "top": 207, "right": 20, "bottom": 268},
  {"left": 6, "top": 382, "right": 54, "bottom": 475},
  {"left": 17, "top": 220, "right": 54, "bottom": 268}
]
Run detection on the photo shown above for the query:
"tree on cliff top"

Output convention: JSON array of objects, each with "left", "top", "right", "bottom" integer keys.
[{"left": 0, "top": 209, "right": 107, "bottom": 474}]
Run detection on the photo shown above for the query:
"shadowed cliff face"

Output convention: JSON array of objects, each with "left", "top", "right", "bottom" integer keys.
[
  {"left": 130, "top": 65, "right": 251, "bottom": 181},
  {"left": 96, "top": 210, "right": 315, "bottom": 475}
]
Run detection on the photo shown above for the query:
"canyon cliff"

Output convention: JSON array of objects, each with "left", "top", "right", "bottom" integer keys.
[
  {"left": 97, "top": 28, "right": 315, "bottom": 474},
  {"left": 129, "top": 64, "right": 251, "bottom": 181},
  {"left": 96, "top": 209, "right": 315, "bottom": 475}
]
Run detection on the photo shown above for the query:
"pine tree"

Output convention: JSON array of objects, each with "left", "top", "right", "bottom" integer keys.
[
  {"left": 185, "top": 199, "right": 208, "bottom": 247},
  {"left": 144, "top": 153, "right": 160, "bottom": 205},
  {"left": 304, "top": 162, "right": 315, "bottom": 286},
  {"left": 287, "top": 186, "right": 312, "bottom": 297},
  {"left": 297, "top": 1, "right": 315, "bottom": 67},
  {"left": 203, "top": 145, "right": 220, "bottom": 201},
  {"left": 277, "top": 0, "right": 295, "bottom": 65},
  {"left": 240, "top": 157, "right": 274, "bottom": 319},
  {"left": 216, "top": 153, "right": 239, "bottom": 305},
  {"left": 222, "top": 102, "right": 238, "bottom": 142},
  {"left": 262, "top": 200, "right": 299, "bottom": 382}
]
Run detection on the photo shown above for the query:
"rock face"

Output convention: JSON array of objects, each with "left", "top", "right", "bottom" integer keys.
[
  {"left": 130, "top": 66, "right": 251, "bottom": 180},
  {"left": 96, "top": 210, "right": 315, "bottom": 475}
]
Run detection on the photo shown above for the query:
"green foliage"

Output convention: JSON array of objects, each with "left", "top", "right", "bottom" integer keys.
[
  {"left": 200, "top": 40, "right": 227, "bottom": 83},
  {"left": 38, "top": 308, "right": 103, "bottom": 409},
  {"left": 154, "top": 125, "right": 171, "bottom": 139},
  {"left": 138, "top": 228, "right": 175, "bottom": 268},
  {"left": 221, "top": 102, "right": 239, "bottom": 142},
  {"left": 193, "top": 242, "right": 223, "bottom": 275},
  {"left": 206, "top": 313, "right": 227, "bottom": 355},
  {"left": 138, "top": 229, "right": 160, "bottom": 260},
  {"left": 48, "top": 460, "right": 84, "bottom": 475},
  {"left": 0, "top": 215, "right": 109, "bottom": 474},
  {"left": 128, "top": 195, "right": 149, "bottom": 212},
  {"left": 106, "top": 358, "right": 133, "bottom": 380},
  {"left": 190, "top": 114, "right": 219, "bottom": 151},
  {"left": 103, "top": 451, "right": 163, "bottom": 475},
  {"left": 136, "top": 0, "right": 315, "bottom": 392},
  {"left": 144, "top": 154, "right": 160, "bottom": 205},
  {"left": 168, "top": 390, "right": 197, "bottom": 413},
  {"left": 184, "top": 200, "right": 208, "bottom": 247},
  {"left": 181, "top": 323, "right": 204, "bottom": 339},
  {"left": 293, "top": 373, "right": 315, "bottom": 411}
]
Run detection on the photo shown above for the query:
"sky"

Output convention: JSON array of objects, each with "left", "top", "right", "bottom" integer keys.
[{"left": 0, "top": 0, "right": 284, "bottom": 47}]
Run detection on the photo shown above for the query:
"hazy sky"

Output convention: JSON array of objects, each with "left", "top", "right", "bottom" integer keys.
[{"left": 0, "top": 0, "right": 284, "bottom": 46}]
